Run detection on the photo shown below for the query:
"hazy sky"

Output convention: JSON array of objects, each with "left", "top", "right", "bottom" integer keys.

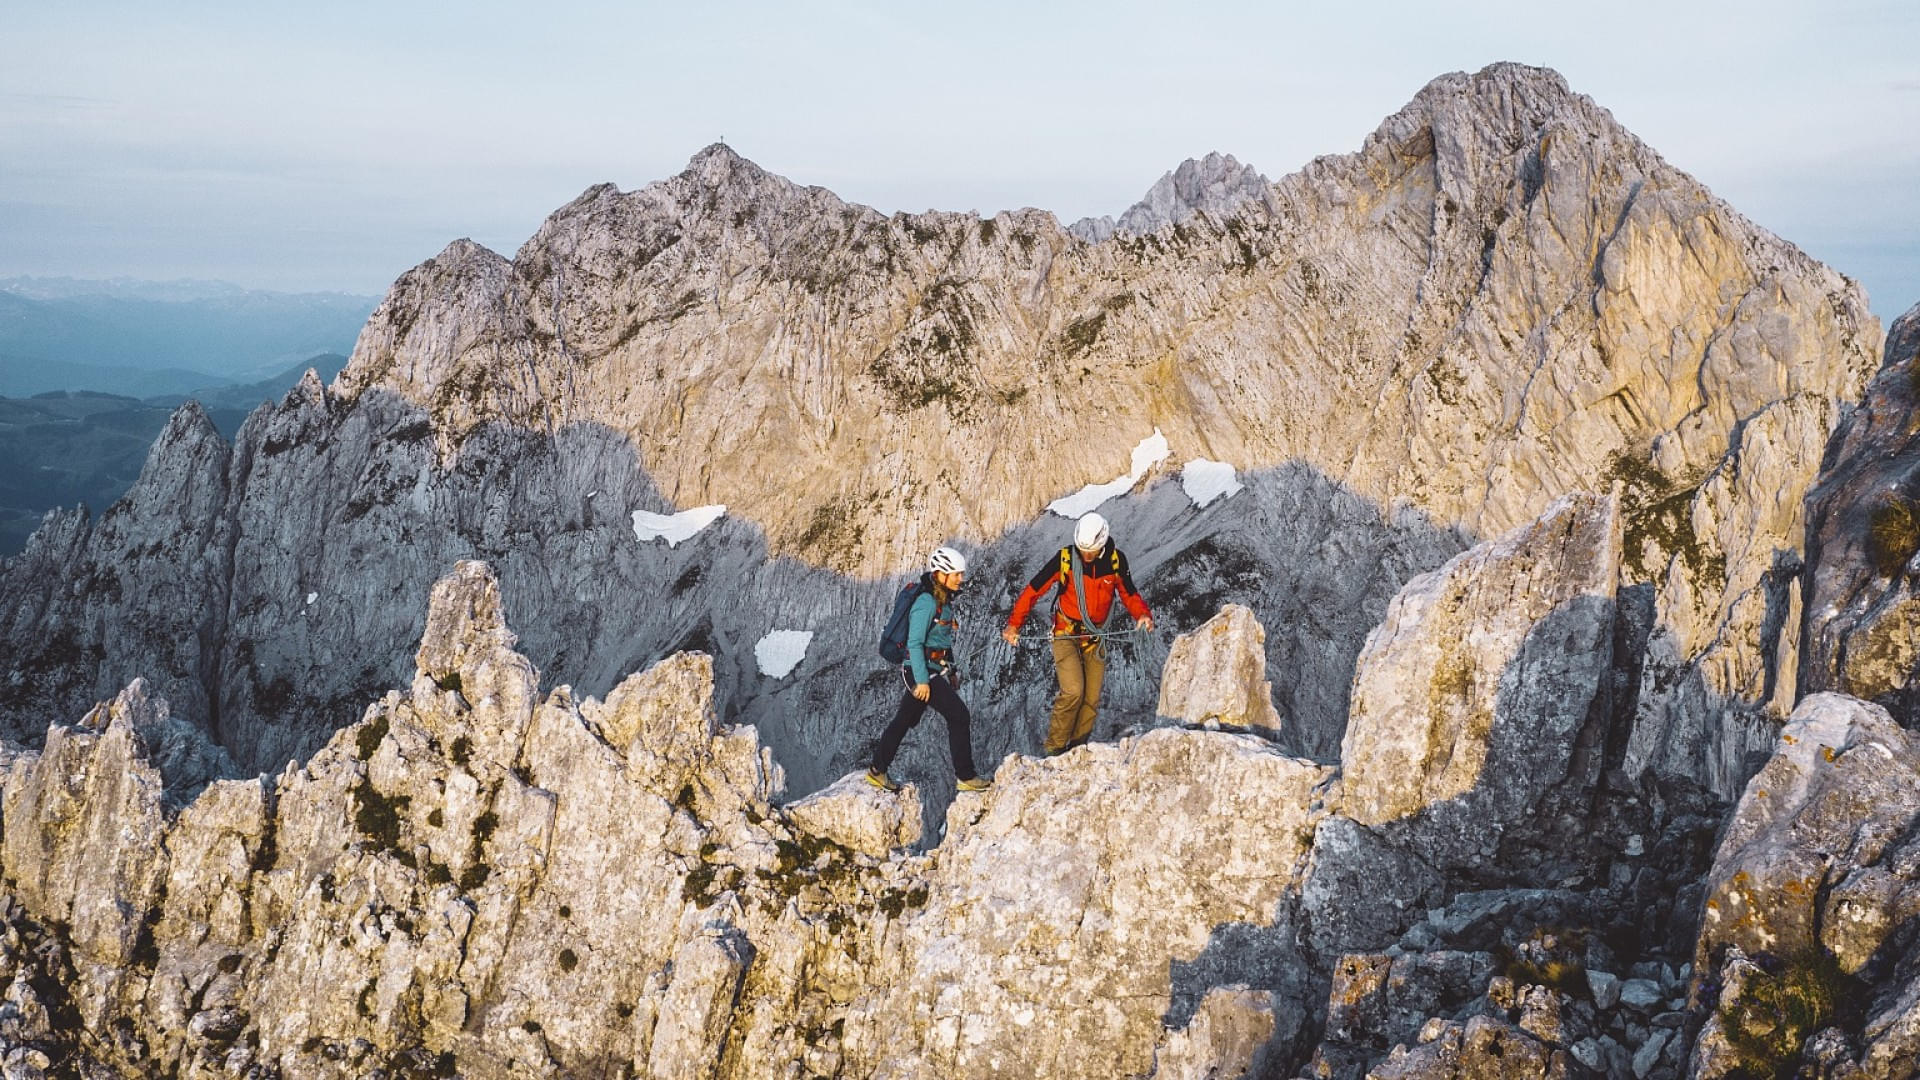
[{"left": 4, "top": 0, "right": 1917, "bottom": 320}]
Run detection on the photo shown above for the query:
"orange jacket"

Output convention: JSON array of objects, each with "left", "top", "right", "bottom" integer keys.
[{"left": 1006, "top": 542, "right": 1150, "bottom": 635}]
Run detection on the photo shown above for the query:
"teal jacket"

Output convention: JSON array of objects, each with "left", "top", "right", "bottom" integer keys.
[{"left": 905, "top": 584, "right": 957, "bottom": 686}]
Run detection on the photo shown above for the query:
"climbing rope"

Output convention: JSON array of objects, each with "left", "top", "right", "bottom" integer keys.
[{"left": 1004, "top": 627, "right": 1157, "bottom": 646}]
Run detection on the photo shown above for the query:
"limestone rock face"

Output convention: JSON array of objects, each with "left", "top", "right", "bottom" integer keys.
[
  {"left": 1339, "top": 492, "right": 1621, "bottom": 877},
  {"left": 317, "top": 64, "right": 1873, "bottom": 811},
  {"left": 0, "top": 561, "right": 1346, "bottom": 1079},
  {"left": 1691, "top": 692, "right": 1920, "bottom": 1077},
  {"left": 1155, "top": 603, "right": 1284, "bottom": 734},
  {"left": 336, "top": 64, "right": 1872, "bottom": 593},
  {"left": 0, "top": 63, "right": 1873, "bottom": 808},
  {"left": 1803, "top": 302, "right": 1920, "bottom": 712}
]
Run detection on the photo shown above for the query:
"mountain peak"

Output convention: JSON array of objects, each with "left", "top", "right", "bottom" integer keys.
[
  {"left": 1069, "top": 150, "right": 1273, "bottom": 243},
  {"left": 683, "top": 141, "right": 777, "bottom": 190},
  {"left": 1394, "top": 62, "right": 1605, "bottom": 147}
]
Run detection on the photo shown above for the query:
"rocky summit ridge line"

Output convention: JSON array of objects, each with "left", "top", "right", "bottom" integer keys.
[{"left": 337, "top": 62, "right": 1870, "bottom": 580}]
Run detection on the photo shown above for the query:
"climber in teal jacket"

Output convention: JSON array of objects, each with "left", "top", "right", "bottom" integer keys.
[{"left": 869, "top": 547, "right": 990, "bottom": 792}]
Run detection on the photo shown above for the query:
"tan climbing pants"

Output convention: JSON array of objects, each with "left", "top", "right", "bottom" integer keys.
[{"left": 1047, "top": 637, "right": 1106, "bottom": 753}]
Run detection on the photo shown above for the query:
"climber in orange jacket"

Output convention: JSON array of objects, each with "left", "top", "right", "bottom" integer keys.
[{"left": 1002, "top": 511, "right": 1152, "bottom": 754}]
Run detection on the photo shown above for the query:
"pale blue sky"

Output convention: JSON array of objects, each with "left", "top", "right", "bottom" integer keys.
[{"left": 3, "top": 0, "right": 1916, "bottom": 320}]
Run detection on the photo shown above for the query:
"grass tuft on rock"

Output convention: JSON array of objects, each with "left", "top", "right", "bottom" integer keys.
[
  {"left": 351, "top": 777, "right": 411, "bottom": 853},
  {"left": 355, "top": 715, "right": 390, "bottom": 761},
  {"left": 1868, "top": 495, "right": 1920, "bottom": 576}
]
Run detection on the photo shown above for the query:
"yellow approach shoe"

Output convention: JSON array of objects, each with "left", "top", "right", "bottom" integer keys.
[
  {"left": 866, "top": 768, "right": 901, "bottom": 792},
  {"left": 956, "top": 776, "right": 992, "bottom": 792}
]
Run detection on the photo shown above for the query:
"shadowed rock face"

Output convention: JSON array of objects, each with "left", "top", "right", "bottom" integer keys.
[
  {"left": 1340, "top": 492, "right": 1621, "bottom": 851},
  {"left": 0, "top": 402, "right": 233, "bottom": 733},
  {"left": 0, "top": 379, "right": 1465, "bottom": 784},
  {"left": 1802, "top": 301, "right": 1920, "bottom": 714}
]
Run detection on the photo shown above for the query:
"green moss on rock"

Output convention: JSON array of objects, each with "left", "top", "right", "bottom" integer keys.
[
  {"left": 1606, "top": 451, "right": 1727, "bottom": 594},
  {"left": 1719, "top": 947, "right": 1851, "bottom": 1076}
]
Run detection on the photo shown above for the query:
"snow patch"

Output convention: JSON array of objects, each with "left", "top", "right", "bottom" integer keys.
[
  {"left": 1046, "top": 429, "right": 1171, "bottom": 518},
  {"left": 755, "top": 630, "right": 814, "bottom": 679},
  {"left": 632, "top": 505, "right": 727, "bottom": 547},
  {"left": 1180, "top": 459, "right": 1244, "bottom": 508},
  {"left": 305, "top": 592, "right": 317, "bottom": 605}
]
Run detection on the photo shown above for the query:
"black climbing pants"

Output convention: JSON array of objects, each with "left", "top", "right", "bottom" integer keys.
[{"left": 872, "top": 670, "right": 977, "bottom": 782}]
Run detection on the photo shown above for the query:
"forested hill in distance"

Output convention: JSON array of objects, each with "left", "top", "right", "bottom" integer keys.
[{"left": 0, "top": 278, "right": 375, "bottom": 397}]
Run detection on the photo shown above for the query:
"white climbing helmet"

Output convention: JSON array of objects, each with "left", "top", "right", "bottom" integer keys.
[
  {"left": 1074, "top": 512, "right": 1110, "bottom": 553},
  {"left": 928, "top": 546, "right": 968, "bottom": 574}
]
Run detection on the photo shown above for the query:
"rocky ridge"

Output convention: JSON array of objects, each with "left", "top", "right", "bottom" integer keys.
[
  {"left": 0, "top": 561, "right": 1336, "bottom": 1078},
  {"left": 3, "top": 490, "right": 1916, "bottom": 1076},
  {"left": 0, "top": 63, "right": 1878, "bottom": 808},
  {"left": 0, "top": 500, "right": 1679, "bottom": 1078}
]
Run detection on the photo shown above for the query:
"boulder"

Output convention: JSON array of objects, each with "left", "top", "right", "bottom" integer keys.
[
  {"left": 1155, "top": 603, "right": 1284, "bottom": 734},
  {"left": 1691, "top": 692, "right": 1920, "bottom": 1076},
  {"left": 1148, "top": 985, "right": 1281, "bottom": 1080},
  {"left": 784, "top": 771, "right": 922, "bottom": 856},
  {"left": 1697, "top": 693, "right": 1920, "bottom": 971},
  {"left": 1299, "top": 815, "right": 1444, "bottom": 954},
  {"left": 1338, "top": 492, "right": 1621, "bottom": 878}
]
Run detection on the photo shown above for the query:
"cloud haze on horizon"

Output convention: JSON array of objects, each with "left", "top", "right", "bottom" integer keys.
[{"left": 3, "top": 0, "right": 1916, "bottom": 320}]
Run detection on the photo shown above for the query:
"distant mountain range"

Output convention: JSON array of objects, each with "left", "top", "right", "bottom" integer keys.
[
  {"left": 0, "top": 353, "right": 347, "bottom": 554},
  {"left": 0, "top": 277, "right": 375, "bottom": 397}
]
